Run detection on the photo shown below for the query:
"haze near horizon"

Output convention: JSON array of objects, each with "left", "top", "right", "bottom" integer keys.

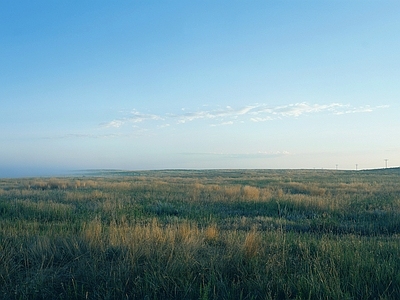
[{"left": 1, "top": 1, "right": 399, "bottom": 177}]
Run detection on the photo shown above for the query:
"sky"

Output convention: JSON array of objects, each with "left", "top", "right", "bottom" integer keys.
[{"left": 1, "top": 1, "right": 399, "bottom": 177}]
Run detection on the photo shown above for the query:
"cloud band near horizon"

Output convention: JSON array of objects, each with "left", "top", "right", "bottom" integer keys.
[{"left": 102, "top": 102, "right": 389, "bottom": 129}]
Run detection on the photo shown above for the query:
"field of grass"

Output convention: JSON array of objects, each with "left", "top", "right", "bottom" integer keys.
[{"left": 1, "top": 169, "right": 400, "bottom": 299}]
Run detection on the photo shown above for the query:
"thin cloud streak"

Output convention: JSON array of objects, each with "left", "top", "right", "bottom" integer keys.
[
  {"left": 175, "top": 105, "right": 256, "bottom": 124},
  {"left": 210, "top": 121, "right": 234, "bottom": 127},
  {"left": 265, "top": 102, "right": 343, "bottom": 117},
  {"left": 102, "top": 110, "right": 163, "bottom": 128},
  {"left": 103, "top": 120, "right": 124, "bottom": 128},
  {"left": 42, "top": 133, "right": 128, "bottom": 140},
  {"left": 129, "top": 110, "right": 163, "bottom": 123},
  {"left": 36, "top": 131, "right": 155, "bottom": 141},
  {"left": 101, "top": 102, "right": 388, "bottom": 128},
  {"left": 333, "top": 105, "right": 390, "bottom": 115}
]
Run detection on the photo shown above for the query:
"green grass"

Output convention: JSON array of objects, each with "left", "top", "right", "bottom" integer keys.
[{"left": 0, "top": 169, "right": 400, "bottom": 299}]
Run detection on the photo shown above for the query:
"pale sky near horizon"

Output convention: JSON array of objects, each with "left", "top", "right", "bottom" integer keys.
[{"left": 1, "top": 1, "right": 399, "bottom": 177}]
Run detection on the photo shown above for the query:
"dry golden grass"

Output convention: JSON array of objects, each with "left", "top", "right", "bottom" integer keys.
[
  {"left": 204, "top": 223, "right": 219, "bottom": 243},
  {"left": 242, "top": 228, "right": 262, "bottom": 259},
  {"left": 223, "top": 185, "right": 241, "bottom": 198},
  {"left": 82, "top": 218, "right": 104, "bottom": 248},
  {"left": 241, "top": 185, "right": 260, "bottom": 200}
]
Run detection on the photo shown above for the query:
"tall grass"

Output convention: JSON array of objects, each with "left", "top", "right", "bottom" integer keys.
[{"left": 1, "top": 169, "right": 400, "bottom": 299}]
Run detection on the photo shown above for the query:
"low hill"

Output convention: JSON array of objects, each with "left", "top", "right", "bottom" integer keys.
[{"left": 362, "top": 167, "right": 400, "bottom": 174}]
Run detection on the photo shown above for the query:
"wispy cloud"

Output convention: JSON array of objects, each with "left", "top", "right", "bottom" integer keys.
[
  {"left": 262, "top": 102, "right": 343, "bottom": 117},
  {"left": 248, "top": 102, "right": 388, "bottom": 121},
  {"left": 39, "top": 133, "right": 128, "bottom": 140},
  {"left": 101, "top": 110, "right": 163, "bottom": 128},
  {"left": 250, "top": 116, "right": 274, "bottom": 122},
  {"left": 103, "top": 120, "right": 124, "bottom": 128},
  {"left": 173, "top": 105, "right": 256, "bottom": 124},
  {"left": 31, "top": 102, "right": 387, "bottom": 141},
  {"left": 101, "top": 102, "right": 388, "bottom": 129},
  {"left": 333, "top": 104, "right": 390, "bottom": 115},
  {"left": 129, "top": 110, "right": 163, "bottom": 123},
  {"left": 40, "top": 128, "right": 160, "bottom": 140},
  {"left": 210, "top": 121, "right": 234, "bottom": 127}
]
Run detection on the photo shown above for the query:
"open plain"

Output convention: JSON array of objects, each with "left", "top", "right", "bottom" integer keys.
[{"left": 1, "top": 169, "right": 400, "bottom": 299}]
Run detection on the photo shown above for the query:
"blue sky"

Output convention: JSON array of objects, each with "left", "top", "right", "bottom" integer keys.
[{"left": 1, "top": 1, "right": 399, "bottom": 176}]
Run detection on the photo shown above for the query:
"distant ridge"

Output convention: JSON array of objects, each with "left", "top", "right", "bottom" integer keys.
[{"left": 362, "top": 167, "right": 400, "bottom": 174}]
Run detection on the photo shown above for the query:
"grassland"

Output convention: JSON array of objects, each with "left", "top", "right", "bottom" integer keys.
[{"left": 1, "top": 169, "right": 400, "bottom": 299}]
